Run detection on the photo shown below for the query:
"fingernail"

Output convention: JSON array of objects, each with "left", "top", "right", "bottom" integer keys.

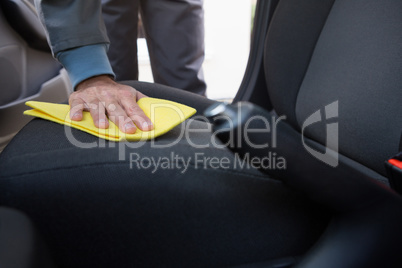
[
  {"left": 99, "top": 119, "right": 107, "bottom": 128},
  {"left": 142, "top": 122, "right": 153, "bottom": 129},
  {"left": 125, "top": 123, "right": 136, "bottom": 131},
  {"left": 73, "top": 113, "right": 81, "bottom": 118}
]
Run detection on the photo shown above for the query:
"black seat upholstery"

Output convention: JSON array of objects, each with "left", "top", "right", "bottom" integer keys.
[
  {"left": 265, "top": 0, "right": 402, "bottom": 175},
  {"left": 219, "top": 0, "right": 402, "bottom": 266},
  {"left": 1, "top": 0, "right": 402, "bottom": 267},
  {"left": 0, "top": 207, "right": 55, "bottom": 268},
  {"left": 0, "top": 82, "right": 329, "bottom": 267}
]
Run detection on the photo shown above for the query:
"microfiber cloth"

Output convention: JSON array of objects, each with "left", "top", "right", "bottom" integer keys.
[{"left": 24, "top": 98, "right": 196, "bottom": 142}]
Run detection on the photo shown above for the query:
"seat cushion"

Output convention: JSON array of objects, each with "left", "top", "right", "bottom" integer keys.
[{"left": 0, "top": 81, "right": 329, "bottom": 267}]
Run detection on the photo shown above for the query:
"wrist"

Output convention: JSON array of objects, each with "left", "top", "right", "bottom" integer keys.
[
  {"left": 56, "top": 44, "right": 115, "bottom": 89},
  {"left": 76, "top": 74, "right": 115, "bottom": 91}
]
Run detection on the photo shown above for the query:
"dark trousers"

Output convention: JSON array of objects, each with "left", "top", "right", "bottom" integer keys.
[{"left": 101, "top": 0, "right": 207, "bottom": 95}]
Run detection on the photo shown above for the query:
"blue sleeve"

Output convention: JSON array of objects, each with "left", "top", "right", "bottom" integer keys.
[{"left": 56, "top": 44, "right": 116, "bottom": 89}]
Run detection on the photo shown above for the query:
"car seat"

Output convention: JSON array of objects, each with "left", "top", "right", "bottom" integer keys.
[
  {"left": 1, "top": 0, "right": 402, "bottom": 267},
  {"left": 0, "top": 207, "right": 55, "bottom": 268}
]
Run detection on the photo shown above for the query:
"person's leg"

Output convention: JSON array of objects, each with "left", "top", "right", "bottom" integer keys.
[
  {"left": 140, "top": 0, "right": 207, "bottom": 96},
  {"left": 101, "top": 0, "right": 140, "bottom": 81}
]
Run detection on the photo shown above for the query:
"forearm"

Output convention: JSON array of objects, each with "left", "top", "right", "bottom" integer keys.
[
  {"left": 34, "top": 0, "right": 109, "bottom": 55},
  {"left": 34, "top": 0, "right": 114, "bottom": 88},
  {"left": 34, "top": 0, "right": 150, "bottom": 133}
]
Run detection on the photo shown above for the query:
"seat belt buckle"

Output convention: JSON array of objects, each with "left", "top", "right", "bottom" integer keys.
[{"left": 385, "top": 152, "right": 402, "bottom": 194}]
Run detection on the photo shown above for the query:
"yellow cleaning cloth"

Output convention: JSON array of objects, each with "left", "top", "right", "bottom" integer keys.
[{"left": 24, "top": 98, "right": 196, "bottom": 142}]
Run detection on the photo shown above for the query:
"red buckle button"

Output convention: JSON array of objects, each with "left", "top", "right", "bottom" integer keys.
[{"left": 388, "top": 159, "right": 402, "bottom": 169}]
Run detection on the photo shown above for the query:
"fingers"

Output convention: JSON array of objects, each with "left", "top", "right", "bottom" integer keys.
[
  {"left": 70, "top": 75, "right": 152, "bottom": 133},
  {"left": 104, "top": 100, "right": 137, "bottom": 134},
  {"left": 69, "top": 97, "right": 84, "bottom": 121},
  {"left": 87, "top": 100, "right": 109, "bottom": 129},
  {"left": 120, "top": 96, "right": 154, "bottom": 131},
  {"left": 70, "top": 94, "right": 110, "bottom": 129}
]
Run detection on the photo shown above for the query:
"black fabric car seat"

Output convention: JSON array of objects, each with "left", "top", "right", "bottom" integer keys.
[
  {"left": 1, "top": 0, "right": 402, "bottom": 267},
  {"left": 265, "top": 0, "right": 402, "bottom": 176},
  {"left": 222, "top": 0, "right": 402, "bottom": 266}
]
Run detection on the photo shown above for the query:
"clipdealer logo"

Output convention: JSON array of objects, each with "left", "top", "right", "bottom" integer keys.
[
  {"left": 63, "top": 99, "right": 339, "bottom": 169},
  {"left": 301, "top": 101, "right": 339, "bottom": 167}
]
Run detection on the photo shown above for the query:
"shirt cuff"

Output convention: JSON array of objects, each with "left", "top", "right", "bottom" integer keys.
[{"left": 56, "top": 44, "right": 115, "bottom": 89}]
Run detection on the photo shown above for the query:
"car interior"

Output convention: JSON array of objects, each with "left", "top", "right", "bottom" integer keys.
[
  {"left": 1, "top": 0, "right": 402, "bottom": 267},
  {"left": 0, "top": 0, "right": 72, "bottom": 151}
]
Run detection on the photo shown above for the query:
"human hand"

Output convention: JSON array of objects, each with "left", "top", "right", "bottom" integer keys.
[{"left": 69, "top": 75, "right": 153, "bottom": 134}]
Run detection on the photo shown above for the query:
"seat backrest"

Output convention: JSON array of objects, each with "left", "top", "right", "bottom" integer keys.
[{"left": 264, "top": 0, "right": 402, "bottom": 175}]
